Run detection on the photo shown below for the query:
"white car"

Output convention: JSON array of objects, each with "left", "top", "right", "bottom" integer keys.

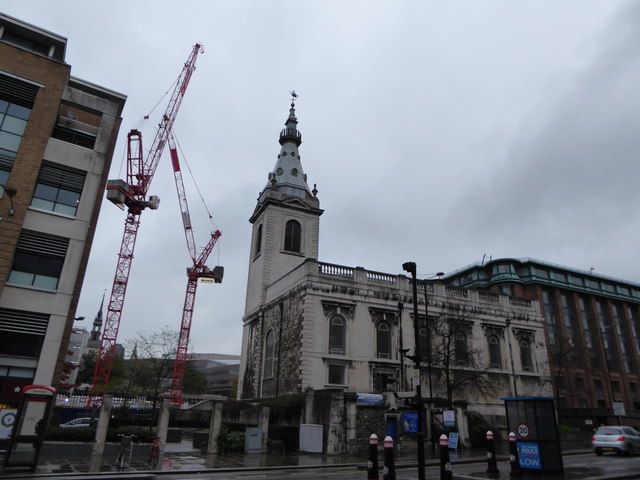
[
  {"left": 592, "top": 426, "right": 640, "bottom": 456},
  {"left": 60, "top": 417, "right": 93, "bottom": 428}
]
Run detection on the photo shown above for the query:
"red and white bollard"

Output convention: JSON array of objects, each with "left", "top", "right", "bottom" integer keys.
[
  {"left": 439, "top": 434, "right": 452, "bottom": 480},
  {"left": 486, "top": 430, "right": 499, "bottom": 477},
  {"left": 509, "top": 432, "right": 522, "bottom": 476},
  {"left": 383, "top": 436, "right": 396, "bottom": 480},
  {"left": 367, "top": 434, "right": 379, "bottom": 480}
]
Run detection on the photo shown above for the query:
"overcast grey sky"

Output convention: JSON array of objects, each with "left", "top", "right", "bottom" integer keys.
[{"left": 4, "top": 1, "right": 639, "bottom": 355}]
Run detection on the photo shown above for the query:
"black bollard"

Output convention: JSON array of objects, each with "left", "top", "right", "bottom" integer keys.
[
  {"left": 367, "top": 434, "right": 379, "bottom": 480},
  {"left": 439, "top": 434, "right": 452, "bottom": 480},
  {"left": 508, "top": 432, "right": 522, "bottom": 476},
  {"left": 382, "top": 436, "right": 396, "bottom": 480},
  {"left": 486, "top": 430, "right": 499, "bottom": 477}
]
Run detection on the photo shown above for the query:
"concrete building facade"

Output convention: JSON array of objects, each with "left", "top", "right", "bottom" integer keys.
[
  {"left": 444, "top": 258, "right": 640, "bottom": 429},
  {"left": 0, "top": 14, "right": 126, "bottom": 407},
  {"left": 238, "top": 102, "right": 552, "bottom": 452}
]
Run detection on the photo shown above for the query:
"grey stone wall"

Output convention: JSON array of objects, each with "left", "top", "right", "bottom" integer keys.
[
  {"left": 356, "top": 405, "right": 387, "bottom": 445},
  {"left": 242, "top": 287, "right": 306, "bottom": 399}
]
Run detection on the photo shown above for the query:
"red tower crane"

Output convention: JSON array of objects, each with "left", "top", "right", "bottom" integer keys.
[
  {"left": 167, "top": 133, "right": 223, "bottom": 406},
  {"left": 90, "top": 44, "right": 204, "bottom": 403}
]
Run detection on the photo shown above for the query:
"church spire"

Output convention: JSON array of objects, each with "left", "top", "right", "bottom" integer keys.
[
  {"left": 90, "top": 292, "right": 105, "bottom": 342},
  {"left": 261, "top": 92, "right": 315, "bottom": 201},
  {"left": 279, "top": 91, "right": 302, "bottom": 147}
]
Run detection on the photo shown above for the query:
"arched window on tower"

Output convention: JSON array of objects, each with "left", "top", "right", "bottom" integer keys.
[
  {"left": 377, "top": 321, "right": 392, "bottom": 359},
  {"left": 284, "top": 219, "right": 301, "bottom": 252},
  {"left": 254, "top": 224, "right": 263, "bottom": 257},
  {"left": 489, "top": 334, "right": 502, "bottom": 369},
  {"left": 329, "top": 314, "right": 346, "bottom": 355},
  {"left": 264, "top": 329, "right": 275, "bottom": 378}
]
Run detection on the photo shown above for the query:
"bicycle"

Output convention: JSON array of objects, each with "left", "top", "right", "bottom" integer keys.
[
  {"left": 148, "top": 436, "right": 165, "bottom": 469},
  {"left": 116, "top": 434, "right": 136, "bottom": 471}
]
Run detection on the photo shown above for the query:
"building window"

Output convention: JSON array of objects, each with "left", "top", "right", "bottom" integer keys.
[
  {"left": 373, "top": 370, "right": 395, "bottom": 393},
  {"left": 254, "top": 224, "right": 262, "bottom": 256},
  {"left": 500, "top": 285, "right": 513, "bottom": 296},
  {"left": 328, "top": 314, "right": 345, "bottom": 355},
  {"left": 0, "top": 308, "right": 48, "bottom": 358},
  {"left": 263, "top": 329, "right": 275, "bottom": 379},
  {"left": 376, "top": 321, "right": 392, "bottom": 359},
  {"left": 454, "top": 331, "right": 468, "bottom": 365},
  {"left": 488, "top": 335, "right": 501, "bottom": 369},
  {"left": 284, "top": 219, "right": 301, "bottom": 252},
  {"left": 327, "top": 364, "right": 345, "bottom": 385},
  {"left": 520, "top": 339, "right": 533, "bottom": 372},
  {"left": 31, "top": 162, "right": 85, "bottom": 215},
  {"left": 8, "top": 230, "right": 69, "bottom": 289},
  {"left": 0, "top": 102, "right": 31, "bottom": 186},
  {"left": 418, "top": 326, "right": 430, "bottom": 358},
  {"left": 541, "top": 290, "right": 559, "bottom": 346}
]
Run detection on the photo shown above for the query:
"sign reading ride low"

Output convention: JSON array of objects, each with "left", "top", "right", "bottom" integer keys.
[{"left": 517, "top": 442, "right": 542, "bottom": 470}]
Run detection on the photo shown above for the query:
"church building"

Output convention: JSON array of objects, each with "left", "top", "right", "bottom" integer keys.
[{"left": 238, "top": 100, "right": 552, "bottom": 453}]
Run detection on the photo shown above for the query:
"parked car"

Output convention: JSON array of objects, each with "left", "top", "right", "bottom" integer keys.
[
  {"left": 592, "top": 426, "right": 640, "bottom": 456},
  {"left": 60, "top": 417, "right": 93, "bottom": 428}
]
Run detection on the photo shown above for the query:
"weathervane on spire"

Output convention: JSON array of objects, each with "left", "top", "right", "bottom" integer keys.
[{"left": 290, "top": 90, "right": 298, "bottom": 106}]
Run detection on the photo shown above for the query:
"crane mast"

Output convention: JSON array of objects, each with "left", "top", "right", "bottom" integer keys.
[
  {"left": 168, "top": 137, "right": 222, "bottom": 406},
  {"left": 90, "top": 44, "right": 204, "bottom": 403}
]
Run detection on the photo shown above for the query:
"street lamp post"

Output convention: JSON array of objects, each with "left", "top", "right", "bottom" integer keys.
[
  {"left": 421, "top": 272, "right": 443, "bottom": 451},
  {"left": 402, "top": 262, "right": 425, "bottom": 480}
]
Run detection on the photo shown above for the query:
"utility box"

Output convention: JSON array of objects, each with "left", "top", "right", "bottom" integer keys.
[
  {"left": 503, "top": 397, "right": 563, "bottom": 473},
  {"left": 245, "top": 427, "right": 262, "bottom": 453},
  {"left": 299, "top": 424, "right": 323, "bottom": 453}
]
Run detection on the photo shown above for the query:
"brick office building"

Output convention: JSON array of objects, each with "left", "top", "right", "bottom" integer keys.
[
  {"left": 444, "top": 257, "right": 640, "bottom": 428},
  {"left": 0, "top": 14, "right": 126, "bottom": 406}
]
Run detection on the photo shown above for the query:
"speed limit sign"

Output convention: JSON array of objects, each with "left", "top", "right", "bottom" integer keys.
[{"left": 517, "top": 423, "right": 530, "bottom": 438}]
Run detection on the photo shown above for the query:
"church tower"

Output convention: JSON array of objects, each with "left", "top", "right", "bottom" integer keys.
[{"left": 244, "top": 96, "right": 323, "bottom": 317}]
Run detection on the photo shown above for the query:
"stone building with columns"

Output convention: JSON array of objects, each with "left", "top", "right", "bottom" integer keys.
[{"left": 238, "top": 100, "right": 552, "bottom": 453}]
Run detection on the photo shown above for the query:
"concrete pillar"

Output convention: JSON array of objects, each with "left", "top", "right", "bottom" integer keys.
[
  {"left": 326, "top": 391, "right": 345, "bottom": 454},
  {"left": 206, "top": 400, "right": 224, "bottom": 455},
  {"left": 305, "top": 388, "right": 314, "bottom": 424},
  {"left": 344, "top": 392, "right": 358, "bottom": 448},
  {"left": 89, "top": 395, "right": 113, "bottom": 472},
  {"left": 259, "top": 406, "right": 270, "bottom": 452},
  {"left": 155, "top": 398, "right": 171, "bottom": 468}
]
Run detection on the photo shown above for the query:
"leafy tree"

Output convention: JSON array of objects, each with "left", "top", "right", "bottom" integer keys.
[{"left": 75, "top": 350, "right": 126, "bottom": 391}]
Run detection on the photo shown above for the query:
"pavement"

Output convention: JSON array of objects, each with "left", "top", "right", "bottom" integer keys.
[{"left": 1, "top": 439, "right": 637, "bottom": 480}]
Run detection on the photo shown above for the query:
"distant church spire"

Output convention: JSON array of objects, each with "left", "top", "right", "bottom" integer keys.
[{"left": 90, "top": 292, "right": 105, "bottom": 342}]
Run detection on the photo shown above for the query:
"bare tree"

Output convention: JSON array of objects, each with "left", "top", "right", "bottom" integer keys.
[
  {"left": 428, "top": 313, "right": 492, "bottom": 408},
  {"left": 124, "top": 329, "right": 182, "bottom": 409}
]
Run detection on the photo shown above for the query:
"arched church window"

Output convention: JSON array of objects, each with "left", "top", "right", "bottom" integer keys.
[
  {"left": 284, "top": 219, "right": 301, "bottom": 252},
  {"left": 489, "top": 334, "right": 501, "bottom": 368},
  {"left": 418, "top": 326, "right": 430, "bottom": 357},
  {"left": 264, "top": 329, "right": 275, "bottom": 378},
  {"left": 329, "top": 315, "right": 346, "bottom": 354},
  {"left": 520, "top": 338, "right": 533, "bottom": 372},
  {"left": 254, "top": 224, "right": 263, "bottom": 256},
  {"left": 454, "top": 330, "right": 468, "bottom": 365},
  {"left": 377, "top": 321, "right": 392, "bottom": 359}
]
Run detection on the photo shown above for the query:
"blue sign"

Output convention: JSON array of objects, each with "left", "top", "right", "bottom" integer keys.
[
  {"left": 401, "top": 412, "right": 418, "bottom": 433},
  {"left": 448, "top": 432, "right": 459, "bottom": 450},
  {"left": 517, "top": 442, "right": 542, "bottom": 470},
  {"left": 356, "top": 394, "right": 384, "bottom": 405}
]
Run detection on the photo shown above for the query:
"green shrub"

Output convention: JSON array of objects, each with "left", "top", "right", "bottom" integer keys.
[
  {"left": 217, "top": 425, "right": 244, "bottom": 453},
  {"left": 467, "top": 411, "right": 501, "bottom": 448}
]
